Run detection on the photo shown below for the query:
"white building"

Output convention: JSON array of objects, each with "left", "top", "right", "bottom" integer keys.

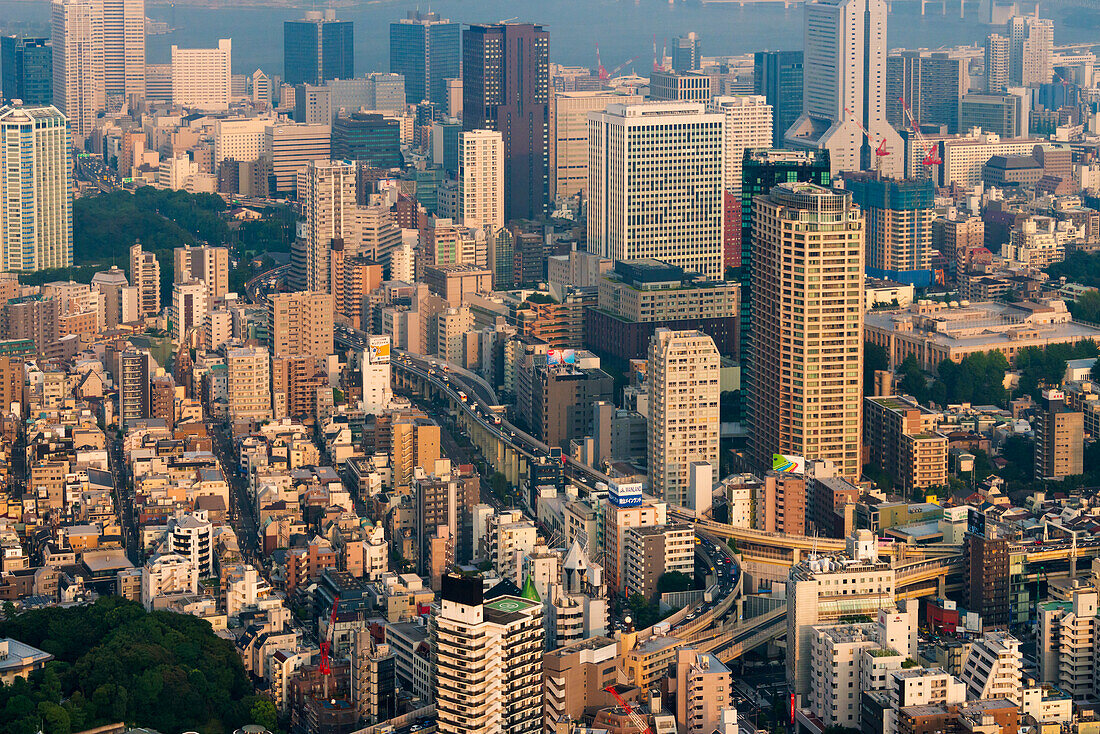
[
  {"left": 1038, "top": 590, "right": 1098, "bottom": 699},
  {"left": 960, "top": 631, "right": 1023, "bottom": 703},
  {"left": 587, "top": 102, "right": 725, "bottom": 280},
  {"left": 265, "top": 122, "right": 331, "bottom": 194},
  {"left": 214, "top": 117, "right": 271, "bottom": 166},
  {"left": 707, "top": 95, "right": 773, "bottom": 194},
  {"left": 157, "top": 153, "right": 197, "bottom": 190},
  {"left": 1009, "top": 14, "right": 1054, "bottom": 87},
  {"left": 166, "top": 510, "right": 214, "bottom": 578},
  {"left": 51, "top": 0, "right": 105, "bottom": 141},
  {"left": 142, "top": 553, "right": 198, "bottom": 610},
  {"left": 0, "top": 104, "right": 72, "bottom": 272},
  {"left": 300, "top": 159, "right": 357, "bottom": 293},
  {"left": 784, "top": 0, "right": 904, "bottom": 176},
  {"left": 226, "top": 346, "right": 271, "bottom": 422},
  {"left": 102, "top": 0, "right": 145, "bottom": 100},
  {"left": 171, "top": 38, "right": 232, "bottom": 111},
  {"left": 459, "top": 129, "right": 504, "bottom": 233},
  {"left": 362, "top": 335, "right": 394, "bottom": 414},
  {"left": 487, "top": 509, "right": 538, "bottom": 586},
  {"left": 170, "top": 278, "right": 208, "bottom": 344},
  {"left": 648, "top": 329, "right": 720, "bottom": 508}
]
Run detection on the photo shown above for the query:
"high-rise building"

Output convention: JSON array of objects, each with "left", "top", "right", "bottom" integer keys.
[
  {"left": 283, "top": 10, "right": 353, "bottom": 86},
  {"left": 753, "top": 51, "right": 803, "bottom": 147},
  {"left": 300, "top": 159, "right": 357, "bottom": 293},
  {"left": 129, "top": 243, "right": 160, "bottom": 318},
  {"left": 119, "top": 348, "right": 150, "bottom": 426},
  {"left": 549, "top": 89, "right": 641, "bottom": 203},
  {"left": 173, "top": 244, "right": 228, "bottom": 302},
  {"left": 264, "top": 122, "right": 332, "bottom": 195},
  {"left": 648, "top": 329, "right": 719, "bottom": 508},
  {"left": 863, "top": 395, "right": 949, "bottom": 493},
  {"left": 784, "top": 0, "right": 903, "bottom": 176},
  {"left": 171, "top": 39, "right": 231, "bottom": 111},
  {"left": 958, "top": 92, "right": 1028, "bottom": 138},
  {"left": 51, "top": 0, "right": 105, "bottom": 141},
  {"left": 1034, "top": 388, "right": 1084, "bottom": 481},
  {"left": 886, "top": 51, "right": 970, "bottom": 133},
  {"left": 708, "top": 96, "right": 773, "bottom": 194},
  {"left": 226, "top": 346, "right": 271, "bottom": 422},
  {"left": 964, "top": 531, "right": 1010, "bottom": 629},
  {"left": 0, "top": 104, "right": 72, "bottom": 272},
  {"left": 331, "top": 113, "right": 402, "bottom": 168},
  {"left": 648, "top": 70, "right": 711, "bottom": 103},
  {"left": 91, "top": 266, "right": 127, "bottom": 328},
  {"left": 1, "top": 36, "right": 53, "bottom": 105},
  {"left": 101, "top": 0, "right": 144, "bottom": 100},
  {"left": 293, "top": 84, "right": 330, "bottom": 125},
  {"left": 588, "top": 102, "right": 724, "bottom": 281},
  {"left": 268, "top": 291, "right": 335, "bottom": 358},
  {"left": 462, "top": 23, "right": 550, "bottom": 221},
  {"left": 985, "top": 34, "right": 1010, "bottom": 93},
  {"left": 675, "top": 649, "right": 732, "bottom": 734},
  {"left": 749, "top": 182, "right": 864, "bottom": 478},
  {"left": 1008, "top": 14, "right": 1053, "bottom": 87},
  {"left": 170, "top": 279, "right": 207, "bottom": 344},
  {"left": 845, "top": 174, "right": 935, "bottom": 283},
  {"left": 671, "top": 32, "right": 701, "bottom": 72},
  {"left": 351, "top": 632, "right": 397, "bottom": 725},
  {"left": 431, "top": 574, "right": 544, "bottom": 734},
  {"left": 458, "top": 129, "right": 504, "bottom": 233},
  {"left": 389, "top": 11, "right": 459, "bottom": 108}
]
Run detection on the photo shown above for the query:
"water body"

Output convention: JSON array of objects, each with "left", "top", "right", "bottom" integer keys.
[{"left": 2, "top": 0, "right": 1098, "bottom": 77}]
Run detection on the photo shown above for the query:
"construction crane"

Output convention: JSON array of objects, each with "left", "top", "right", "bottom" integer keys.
[
  {"left": 653, "top": 35, "right": 661, "bottom": 72},
  {"left": 608, "top": 55, "right": 641, "bottom": 79},
  {"left": 319, "top": 595, "right": 340, "bottom": 700},
  {"left": 898, "top": 97, "right": 942, "bottom": 167},
  {"left": 604, "top": 685, "right": 653, "bottom": 734},
  {"left": 843, "top": 107, "right": 890, "bottom": 174},
  {"left": 597, "top": 45, "right": 609, "bottom": 81}
]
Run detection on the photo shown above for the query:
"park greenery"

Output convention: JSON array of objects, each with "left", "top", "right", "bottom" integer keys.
[
  {"left": 1047, "top": 251, "right": 1100, "bottom": 291},
  {"left": 0, "top": 597, "right": 270, "bottom": 734}
]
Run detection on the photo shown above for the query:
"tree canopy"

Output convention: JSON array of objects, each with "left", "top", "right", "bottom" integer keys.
[
  {"left": 1047, "top": 252, "right": 1100, "bottom": 291},
  {"left": 0, "top": 597, "right": 266, "bottom": 734}
]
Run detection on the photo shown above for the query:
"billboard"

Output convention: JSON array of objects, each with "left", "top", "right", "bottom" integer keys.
[
  {"left": 547, "top": 349, "right": 577, "bottom": 365},
  {"left": 771, "top": 454, "right": 805, "bottom": 473},
  {"left": 967, "top": 508, "right": 986, "bottom": 538},
  {"left": 609, "top": 481, "right": 643, "bottom": 508},
  {"left": 367, "top": 335, "right": 391, "bottom": 365}
]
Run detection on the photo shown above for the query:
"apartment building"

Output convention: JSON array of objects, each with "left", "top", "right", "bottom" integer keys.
[
  {"left": 268, "top": 291, "right": 335, "bottom": 358},
  {"left": 864, "top": 396, "right": 948, "bottom": 492},
  {"left": 226, "top": 346, "right": 271, "bottom": 422},
  {"left": 623, "top": 523, "right": 694, "bottom": 600},
  {"left": 675, "top": 649, "right": 732, "bottom": 734}
]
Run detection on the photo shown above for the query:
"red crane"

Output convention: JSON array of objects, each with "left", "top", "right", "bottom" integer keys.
[
  {"left": 844, "top": 107, "right": 890, "bottom": 173},
  {"left": 608, "top": 55, "right": 641, "bottom": 79},
  {"left": 597, "top": 45, "right": 609, "bottom": 81},
  {"left": 899, "top": 97, "right": 942, "bottom": 167},
  {"left": 653, "top": 35, "right": 660, "bottom": 72},
  {"left": 319, "top": 595, "right": 340, "bottom": 699},
  {"left": 604, "top": 686, "right": 653, "bottom": 734}
]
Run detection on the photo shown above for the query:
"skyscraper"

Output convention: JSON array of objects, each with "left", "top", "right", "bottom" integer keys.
[
  {"left": 51, "top": 0, "right": 105, "bottom": 141},
  {"left": 0, "top": 104, "right": 72, "bottom": 272},
  {"left": 1, "top": 37, "right": 53, "bottom": 105},
  {"left": 587, "top": 102, "right": 725, "bottom": 281},
  {"left": 129, "top": 242, "right": 160, "bottom": 318},
  {"left": 300, "top": 159, "right": 357, "bottom": 294},
  {"left": 463, "top": 23, "right": 550, "bottom": 221},
  {"left": 101, "top": 0, "right": 144, "bottom": 100},
  {"left": 845, "top": 174, "right": 935, "bottom": 284},
  {"left": 985, "top": 34, "right": 1010, "bottom": 93},
  {"left": 171, "top": 39, "right": 231, "bottom": 112},
  {"left": 1008, "top": 14, "right": 1053, "bottom": 87},
  {"left": 671, "top": 32, "right": 701, "bottom": 72},
  {"left": 283, "top": 10, "right": 354, "bottom": 86},
  {"left": 389, "top": 11, "right": 460, "bottom": 107},
  {"left": 784, "top": 0, "right": 903, "bottom": 176},
  {"left": 886, "top": 51, "right": 970, "bottom": 133},
  {"left": 749, "top": 182, "right": 864, "bottom": 478},
  {"left": 459, "top": 129, "right": 504, "bottom": 233},
  {"left": 648, "top": 329, "right": 720, "bottom": 508},
  {"left": 753, "top": 51, "right": 803, "bottom": 147}
]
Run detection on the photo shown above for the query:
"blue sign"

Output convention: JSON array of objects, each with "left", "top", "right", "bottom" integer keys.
[{"left": 610, "top": 482, "right": 643, "bottom": 508}]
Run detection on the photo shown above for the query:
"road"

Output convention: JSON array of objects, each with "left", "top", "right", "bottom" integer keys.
[{"left": 210, "top": 421, "right": 262, "bottom": 563}]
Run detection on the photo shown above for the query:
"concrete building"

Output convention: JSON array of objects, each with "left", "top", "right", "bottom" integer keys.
[
  {"left": 675, "top": 649, "right": 732, "bottom": 734},
  {"left": 119, "top": 348, "right": 150, "bottom": 426},
  {"left": 174, "top": 244, "right": 229, "bottom": 302},
  {"left": 864, "top": 396, "right": 948, "bottom": 493},
  {"left": 959, "top": 631, "right": 1022, "bottom": 702},
  {"left": 171, "top": 39, "right": 231, "bottom": 111},
  {"left": 958, "top": 92, "right": 1028, "bottom": 138},
  {"left": 588, "top": 102, "right": 725, "bottom": 281},
  {"left": 166, "top": 510, "right": 214, "bottom": 578},
  {"left": 550, "top": 90, "right": 640, "bottom": 202},
  {"left": 361, "top": 335, "right": 393, "bottom": 414},
  {"left": 604, "top": 492, "right": 667, "bottom": 594},
  {"left": 213, "top": 117, "right": 270, "bottom": 166},
  {"left": 0, "top": 104, "right": 72, "bottom": 272},
  {"left": 1008, "top": 14, "right": 1054, "bottom": 87},
  {"left": 707, "top": 95, "right": 773, "bottom": 194},
  {"left": 1038, "top": 590, "right": 1098, "bottom": 700},
  {"left": 750, "top": 183, "right": 864, "bottom": 478},
  {"left": 530, "top": 361, "right": 614, "bottom": 450},
  {"left": 422, "top": 264, "right": 492, "bottom": 308},
  {"left": 648, "top": 329, "right": 720, "bottom": 507},
  {"left": 623, "top": 523, "right": 694, "bottom": 600},
  {"left": 389, "top": 10, "right": 459, "bottom": 107},
  {"left": 886, "top": 51, "right": 969, "bottom": 133},
  {"left": 986, "top": 33, "right": 1010, "bottom": 92},
  {"left": 170, "top": 278, "right": 208, "bottom": 344},
  {"left": 784, "top": 0, "right": 903, "bottom": 176},
  {"left": 543, "top": 637, "right": 620, "bottom": 727},
  {"left": 1034, "top": 388, "right": 1084, "bottom": 481},
  {"left": 756, "top": 471, "right": 807, "bottom": 535},
  {"left": 50, "top": 0, "right": 104, "bottom": 141},
  {"left": 648, "top": 69, "right": 711, "bottom": 103},
  {"left": 300, "top": 159, "right": 357, "bottom": 294},
  {"left": 458, "top": 129, "right": 504, "bottom": 233},
  {"left": 141, "top": 553, "right": 197, "bottom": 610},
  {"left": 268, "top": 291, "right": 335, "bottom": 358},
  {"left": 264, "top": 122, "right": 331, "bottom": 195},
  {"left": 227, "top": 346, "right": 271, "bottom": 422},
  {"left": 91, "top": 266, "right": 128, "bottom": 327},
  {"left": 845, "top": 174, "right": 935, "bottom": 285}
]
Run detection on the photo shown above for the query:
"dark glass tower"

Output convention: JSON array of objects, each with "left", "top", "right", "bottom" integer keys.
[
  {"left": 753, "top": 51, "right": 804, "bottom": 146},
  {"left": 389, "top": 11, "right": 460, "bottom": 108},
  {"left": 1, "top": 36, "right": 52, "bottom": 105},
  {"left": 332, "top": 113, "right": 402, "bottom": 168},
  {"left": 283, "top": 11, "right": 354, "bottom": 86},
  {"left": 463, "top": 23, "right": 550, "bottom": 222}
]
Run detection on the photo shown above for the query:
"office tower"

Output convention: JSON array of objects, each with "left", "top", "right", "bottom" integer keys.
[
  {"left": 170, "top": 279, "right": 207, "bottom": 344},
  {"left": 1034, "top": 388, "right": 1084, "bottom": 481},
  {"left": 1008, "top": 14, "right": 1053, "bottom": 87},
  {"left": 754, "top": 51, "right": 803, "bottom": 147},
  {"left": 331, "top": 113, "right": 402, "bottom": 168},
  {"left": 293, "top": 84, "right": 330, "bottom": 125},
  {"left": 738, "top": 149, "right": 830, "bottom": 416},
  {"left": 300, "top": 159, "right": 357, "bottom": 293},
  {"left": 431, "top": 574, "right": 544, "bottom": 734},
  {"left": 749, "top": 182, "right": 864, "bottom": 478},
  {"left": 785, "top": 0, "right": 903, "bottom": 176},
  {"left": 226, "top": 346, "right": 271, "bottom": 422},
  {"left": 648, "top": 329, "right": 719, "bottom": 508},
  {"left": 648, "top": 70, "right": 711, "bottom": 103},
  {"left": 845, "top": 174, "right": 935, "bottom": 282},
  {"left": 886, "top": 51, "right": 970, "bottom": 133},
  {"left": 389, "top": 10, "right": 459, "bottom": 107},
  {"left": 101, "top": 0, "right": 144, "bottom": 100},
  {"left": 550, "top": 90, "right": 640, "bottom": 203},
  {"left": 174, "top": 244, "right": 228, "bottom": 302},
  {"left": 268, "top": 291, "right": 335, "bottom": 358},
  {"left": 265, "top": 122, "right": 331, "bottom": 195},
  {"left": 708, "top": 95, "right": 773, "bottom": 194},
  {"left": 119, "top": 348, "right": 150, "bottom": 426},
  {"left": 0, "top": 104, "right": 72, "bottom": 272},
  {"left": 462, "top": 23, "right": 550, "bottom": 221},
  {"left": 1, "top": 37, "right": 53, "bottom": 104},
  {"left": 144, "top": 63, "right": 170, "bottom": 101},
  {"left": 51, "top": 0, "right": 105, "bottom": 141},
  {"left": 671, "top": 32, "right": 701, "bottom": 72},
  {"left": 283, "top": 10, "right": 353, "bottom": 86},
  {"left": 458, "top": 130, "right": 504, "bottom": 233},
  {"left": 129, "top": 243, "right": 160, "bottom": 318},
  {"left": 588, "top": 102, "right": 724, "bottom": 280},
  {"left": 958, "top": 92, "right": 1028, "bottom": 138},
  {"left": 171, "top": 39, "right": 231, "bottom": 111},
  {"left": 985, "top": 34, "right": 1010, "bottom": 93}
]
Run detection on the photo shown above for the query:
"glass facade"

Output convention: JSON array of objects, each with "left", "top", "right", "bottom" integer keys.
[
  {"left": 331, "top": 113, "right": 402, "bottom": 169},
  {"left": 389, "top": 13, "right": 459, "bottom": 108},
  {"left": 283, "top": 18, "right": 353, "bottom": 86},
  {"left": 753, "top": 51, "right": 804, "bottom": 147},
  {"left": 1, "top": 37, "right": 52, "bottom": 105}
]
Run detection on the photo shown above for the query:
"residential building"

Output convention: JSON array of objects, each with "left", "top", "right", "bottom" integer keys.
[
  {"left": 845, "top": 174, "right": 935, "bottom": 285},
  {"left": 588, "top": 102, "right": 724, "bottom": 281},
  {"left": 1034, "top": 388, "right": 1084, "bottom": 481},
  {"left": 171, "top": 279, "right": 208, "bottom": 344},
  {"left": 226, "top": 346, "right": 271, "bottom": 422},
  {"left": 458, "top": 129, "right": 504, "bottom": 233},
  {"left": 530, "top": 361, "right": 614, "bottom": 450},
  {"left": 964, "top": 532, "right": 1010, "bottom": 628},
  {"left": 300, "top": 159, "right": 357, "bottom": 294},
  {"left": 756, "top": 471, "right": 807, "bottom": 535},
  {"left": 623, "top": 523, "right": 694, "bottom": 600},
  {"left": 389, "top": 10, "right": 459, "bottom": 107},
  {"left": 864, "top": 396, "right": 948, "bottom": 493},
  {"left": 753, "top": 51, "right": 803, "bottom": 147},
  {"left": 675, "top": 649, "right": 732, "bottom": 734},
  {"left": 959, "top": 631, "right": 1022, "bottom": 702},
  {"left": 750, "top": 182, "right": 864, "bottom": 478},
  {"left": 171, "top": 39, "right": 231, "bottom": 111},
  {"left": 422, "top": 264, "right": 492, "bottom": 307},
  {"left": 174, "top": 244, "right": 229, "bottom": 302},
  {"left": 166, "top": 511, "right": 214, "bottom": 578},
  {"left": 119, "top": 348, "right": 150, "bottom": 426},
  {"left": 1038, "top": 590, "right": 1098, "bottom": 699},
  {"left": 986, "top": 33, "right": 1010, "bottom": 92},
  {"left": 283, "top": 10, "right": 353, "bottom": 86},
  {"left": 129, "top": 243, "right": 160, "bottom": 318},
  {"left": 550, "top": 90, "right": 640, "bottom": 202},
  {"left": 708, "top": 95, "right": 773, "bottom": 195},
  {"left": 269, "top": 291, "right": 335, "bottom": 358},
  {"left": 1008, "top": 14, "right": 1053, "bottom": 87},
  {"left": 604, "top": 493, "right": 667, "bottom": 594},
  {"left": 265, "top": 122, "right": 331, "bottom": 195}
]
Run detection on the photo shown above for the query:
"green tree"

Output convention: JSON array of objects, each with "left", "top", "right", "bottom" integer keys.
[
  {"left": 864, "top": 341, "right": 889, "bottom": 393},
  {"left": 656, "top": 571, "right": 693, "bottom": 595},
  {"left": 249, "top": 699, "right": 278, "bottom": 733}
]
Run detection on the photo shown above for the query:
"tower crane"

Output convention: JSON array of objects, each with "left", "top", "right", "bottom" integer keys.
[
  {"left": 604, "top": 685, "right": 653, "bottom": 734},
  {"left": 597, "top": 45, "right": 609, "bottom": 81},
  {"left": 653, "top": 35, "right": 661, "bottom": 72},
  {"left": 319, "top": 595, "right": 340, "bottom": 700},
  {"left": 898, "top": 97, "right": 942, "bottom": 167},
  {"left": 843, "top": 107, "right": 891, "bottom": 174},
  {"left": 608, "top": 55, "right": 641, "bottom": 79}
]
